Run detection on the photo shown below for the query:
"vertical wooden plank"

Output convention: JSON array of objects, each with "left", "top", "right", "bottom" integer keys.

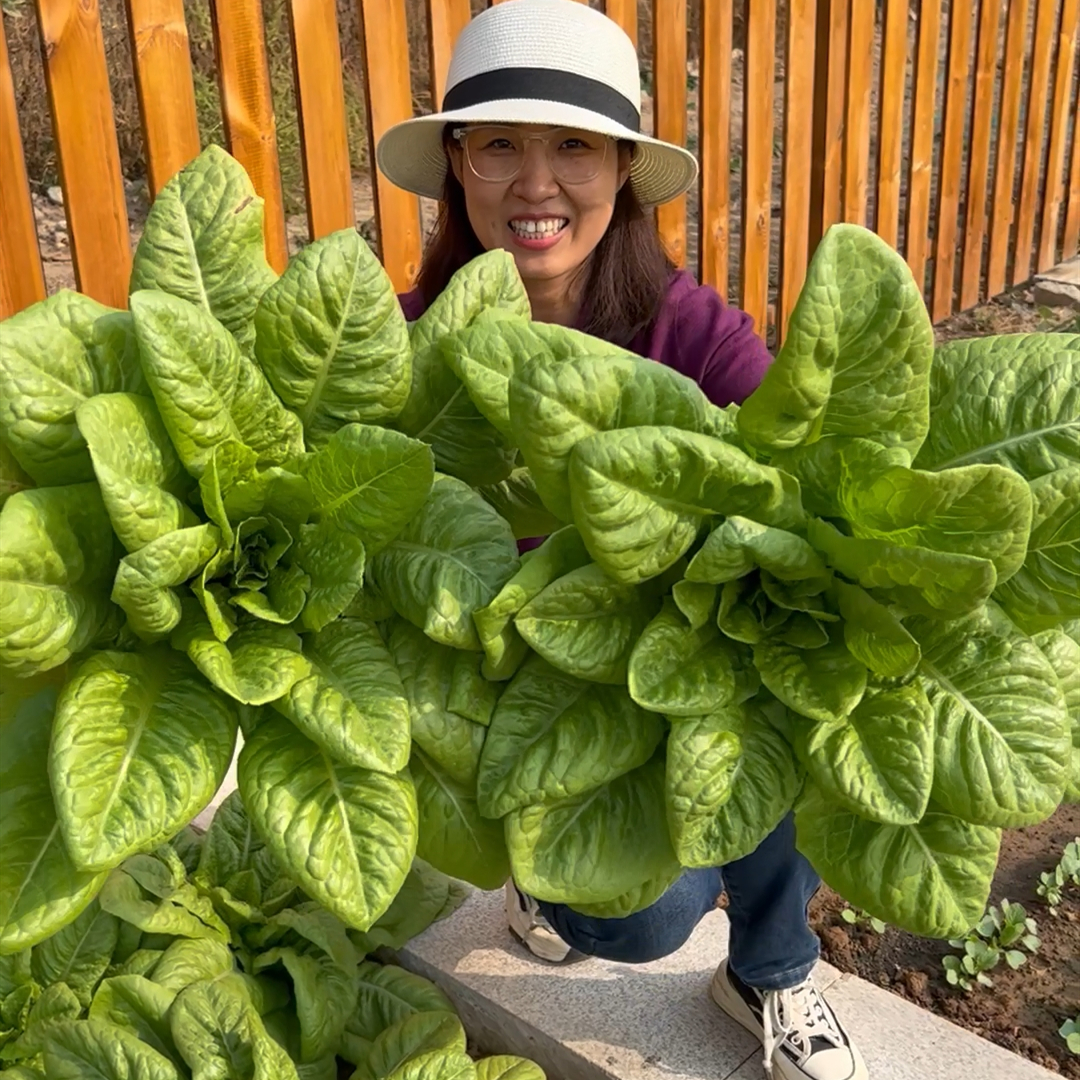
[
  {"left": 958, "top": 0, "right": 1003, "bottom": 310},
  {"left": 876, "top": 0, "right": 909, "bottom": 248},
  {"left": 931, "top": 0, "right": 974, "bottom": 322},
  {"left": 0, "top": 14, "right": 46, "bottom": 317},
  {"left": 1037, "top": 0, "right": 1079, "bottom": 271},
  {"left": 779, "top": 0, "right": 816, "bottom": 339},
  {"left": 357, "top": 0, "right": 422, "bottom": 291},
  {"left": 905, "top": 0, "right": 942, "bottom": 293},
  {"left": 1012, "top": 0, "right": 1059, "bottom": 285},
  {"left": 653, "top": 0, "right": 688, "bottom": 267},
  {"left": 125, "top": 0, "right": 201, "bottom": 197},
  {"left": 605, "top": 0, "right": 638, "bottom": 45},
  {"left": 428, "top": 0, "right": 472, "bottom": 109},
  {"left": 809, "top": 0, "right": 848, "bottom": 252},
  {"left": 987, "top": 0, "right": 1031, "bottom": 295},
  {"left": 210, "top": 0, "right": 289, "bottom": 272},
  {"left": 1064, "top": 84, "right": 1080, "bottom": 256},
  {"left": 843, "top": 0, "right": 874, "bottom": 224},
  {"left": 34, "top": 0, "right": 131, "bottom": 307},
  {"left": 741, "top": 0, "right": 776, "bottom": 336},
  {"left": 699, "top": 0, "right": 732, "bottom": 296},
  {"left": 288, "top": 0, "right": 354, "bottom": 240}
]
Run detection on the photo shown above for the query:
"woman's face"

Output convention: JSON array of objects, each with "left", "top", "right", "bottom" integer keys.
[{"left": 448, "top": 123, "right": 632, "bottom": 294}]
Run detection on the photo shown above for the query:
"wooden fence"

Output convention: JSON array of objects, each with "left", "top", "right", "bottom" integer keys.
[{"left": 1, "top": 0, "right": 1078, "bottom": 344}]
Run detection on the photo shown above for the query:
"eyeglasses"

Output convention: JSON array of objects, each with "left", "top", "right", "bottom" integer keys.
[{"left": 452, "top": 125, "right": 611, "bottom": 185}]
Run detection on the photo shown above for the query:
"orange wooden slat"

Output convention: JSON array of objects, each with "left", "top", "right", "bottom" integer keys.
[
  {"left": 605, "top": 0, "right": 638, "bottom": 46},
  {"left": 124, "top": 0, "right": 201, "bottom": 197},
  {"left": 987, "top": 0, "right": 1031, "bottom": 295},
  {"left": 931, "top": 0, "right": 975, "bottom": 322},
  {"left": 905, "top": 0, "right": 942, "bottom": 293},
  {"left": 779, "top": 0, "right": 817, "bottom": 339},
  {"left": 209, "top": 0, "right": 289, "bottom": 272},
  {"left": 1012, "top": 0, "right": 1058, "bottom": 285},
  {"left": 34, "top": 0, "right": 131, "bottom": 308},
  {"left": 1037, "top": 0, "right": 1079, "bottom": 271},
  {"left": 698, "top": 0, "right": 732, "bottom": 297},
  {"left": 357, "top": 0, "right": 422, "bottom": 291},
  {"left": 653, "top": 0, "right": 688, "bottom": 268},
  {"left": 1064, "top": 81, "right": 1080, "bottom": 256},
  {"left": 740, "top": 0, "right": 776, "bottom": 337},
  {"left": 0, "top": 14, "right": 45, "bottom": 317},
  {"left": 288, "top": 0, "right": 354, "bottom": 241},
  {"left": 958, "top": 0, "right": 1003, "bottom": 310},
  {"left": 427, "top": 0, "right": 472, "bottom": 109},
  {"left": 809, "top": 0, "right": 848, "bottom": 252},
  {"left": 842, "top": 0, "right": 874, "bottom": 225},
  {"left": 875, "top": 0, "right": 909, "bottom": 248}
]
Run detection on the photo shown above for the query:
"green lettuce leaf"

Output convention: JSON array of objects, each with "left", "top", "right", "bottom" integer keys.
[
  {"left": 514, "top": 562, "right": 658, "bottom": 684},
  {"left": 472, "top": 526, "right": 591, "bottom": 681},
  {"left": 238, "top": 713, "right": 417, "bottom": 930},
  {"left": 569, "top": 426, "right": 804, "bottom": 584},
  {"left": 373, "top": 474, "right": 520, "bottom": 650},
  {"left": 508, "top": 353, "right": 715, "bottom": 521},
  {"left": 150, "top": 938, "right": 234, "bottom": 994},
  {"left": 254, "top": 228, "right": 411, "bottom": 444},
  {"left": 629, "top": 599, "right": 758, "bottom": 716},
  {"left": 913, "top": 332, "right": 1080, "bottom": 480},
  {"left": 477, "top": 654, "right": 664, "bottom": 818},
  {"left": 357, "top": 1011, "right": 467, "bottom": 1080},
  {"left": 992, "top": 466, "right": 1079, "bottom": 633},
  {"left": 77, "top": 393, "right": 197, "bottom": 552},
  {"left": 129, "top": 144, "right": 277, "bottom": 349},
  {"left": 0, "top": 484, "right": 119, "bottom": 675},
  {"left": 831, "top": 580, "right": 921, "bottom": 680},
  {"left": 506, "top": 757, "right": 679, "bottom": 905},
  {"left": 0, "top": 685, "right": 107, "bottom": 953},
  {"left": 41, "top": 1017, "right": 181, "bottom": 1079},
  {"left": 477, "top": 467, "right": 564, "bottom": 541},
  {"left": 1033, "top": 623, "right": 1080, "bottom": 802},
  {"left": 349, "top": 961, "right": 455, "bottom": 1042},
  {"left": 794, "top": 783, "right": 1000, "bottom": 938},
  {"left": 299, "top": 423, "right": 434, "bottom": 556},
  {"left": 911, "top": 606, "right": 1070, "bottom": 827},
  {"left": 411, "top": 749, "right": 510, "bottom": 891},
  {"left": 30, "top": 900, "right": 118, "bottom": 1007},
  {"left": 666, "top": 700, "right": 802, "bottom": 867},
  {"left": 88, "top": 975, "right": 181, "bottom": 1068},
  {"left": 0, "top": 291, "right": 144, "bottom": 486},
  {"left": 130, "top": 290, "right": 303, "bottom": 479},
  {"left": 50, "top": 648, "right": 238, "bottom": 871},
  {"left": 736, "top": 223, "right": 934, "bottom": 456},
  {"left": 273, "top": 618, "right": 411, "bottom": 774},
  {"left": 686, "top": 515, "right": 830, "bottom": 587}
]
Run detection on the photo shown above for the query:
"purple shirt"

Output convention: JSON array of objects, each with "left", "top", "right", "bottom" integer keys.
[{"left": 397, "top": 269, "right": 772, "bottom": 407}]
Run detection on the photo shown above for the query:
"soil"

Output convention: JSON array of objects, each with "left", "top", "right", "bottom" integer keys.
[{"left": 808, "top": 803, "right": 1080, "bottom": 1077}]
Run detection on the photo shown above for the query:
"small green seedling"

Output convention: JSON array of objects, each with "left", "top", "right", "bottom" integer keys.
[
  {"left": 942, "top": 899, "right": 1040, "bottom": 991},
  {"left": 1037, "top": 838, "right": 1080, "bottom": 915},
  {"left": 1060, "top": 1016, "right": 1080, "bottom": 1055},
  {"left": 841, "top": 906, "right": 887, "bottom": 934}
]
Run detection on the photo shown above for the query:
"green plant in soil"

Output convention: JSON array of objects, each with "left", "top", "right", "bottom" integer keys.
[
  {"left": 1061, "top": 1015, "right": 1080, "bottom": 1055},
  {"left": 0, "top": 145, "right": 1078, "bottom": 1071},
  {"left": 942, "top": 900, "right": 1041, "bottom": 991},
  {"left": 840, "top": 907, "right": 886, "bottom": 934},
  {"left": 1037, "top": 838, "right": 1080, "bottom": 915}
]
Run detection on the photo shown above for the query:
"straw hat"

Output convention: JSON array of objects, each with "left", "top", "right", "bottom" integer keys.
[{"left": 375, "top": 0, "right": 699, "bottom": 208}]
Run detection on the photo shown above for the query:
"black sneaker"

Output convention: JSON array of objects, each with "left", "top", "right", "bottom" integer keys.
[{"left": 710, "top": 959, "right": 868, "bottom": 1080}]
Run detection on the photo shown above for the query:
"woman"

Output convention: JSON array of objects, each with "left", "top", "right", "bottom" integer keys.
[{"left": 376, "top": 4, "right": 867, "bottom": 1080}]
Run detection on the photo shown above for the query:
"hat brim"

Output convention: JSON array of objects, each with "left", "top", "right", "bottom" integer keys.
[{"left": 375, "top": 99, "right": 699, "bottom": 208}]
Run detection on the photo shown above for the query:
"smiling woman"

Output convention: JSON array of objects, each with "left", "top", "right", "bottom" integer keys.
[{"left": 373, "top": 4, "right": 868, "bottom": 1080}]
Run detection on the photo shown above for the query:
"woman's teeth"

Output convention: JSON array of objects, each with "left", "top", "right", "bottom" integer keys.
[{"left": 510, "top": 218, "right": 568, "bottom": 237}]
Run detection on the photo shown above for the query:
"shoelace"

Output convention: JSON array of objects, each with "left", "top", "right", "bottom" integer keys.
[{"left": 760, "top": 980, "right": 844, "bottom": 1077}]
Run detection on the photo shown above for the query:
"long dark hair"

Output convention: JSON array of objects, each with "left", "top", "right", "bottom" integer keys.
[{"left": 413, "top": 134, "right": 676, "bottom": 348}]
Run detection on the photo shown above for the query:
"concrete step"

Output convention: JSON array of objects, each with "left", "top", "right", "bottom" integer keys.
[{"left": 396, "top": 888, "right": 1058, "bottom": 1080}]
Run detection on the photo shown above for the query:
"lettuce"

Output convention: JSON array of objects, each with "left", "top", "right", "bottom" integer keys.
[{"left": 1, "top": 143, "right": 1075, "bottom": 1009}]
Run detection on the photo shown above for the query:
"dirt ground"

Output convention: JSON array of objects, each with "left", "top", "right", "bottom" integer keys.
[{"left": 809, "top": 804, "right": 1080, "bottom": 1077}]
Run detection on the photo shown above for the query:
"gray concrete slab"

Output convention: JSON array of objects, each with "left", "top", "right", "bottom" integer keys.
[{"left": 398, "top": 888, "right": 1059, "bottom": 1080}]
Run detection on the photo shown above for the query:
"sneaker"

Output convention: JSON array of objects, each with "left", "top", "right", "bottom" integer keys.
[
  {"left": 503, "top": 881, "right": 581, "bottom": 964},
  {"left": 710, "top": 959, "right": 868, "bottom": 1080}
]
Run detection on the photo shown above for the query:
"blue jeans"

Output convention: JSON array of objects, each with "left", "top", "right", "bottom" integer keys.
[{"left": 535, "top": 813, "right": 821, "bottom": 991}]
